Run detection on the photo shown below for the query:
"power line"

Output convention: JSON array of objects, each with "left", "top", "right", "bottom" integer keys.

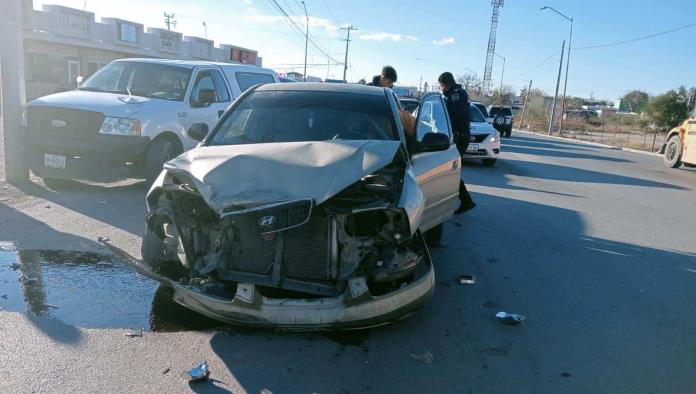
[
  {"left": 321, "top": 0, "right": 340, "bottom": 25},
  {"left": 267, "top": 0, "right": 343, "bottom": 64},
  {"left": 508, "top": 49, "right": 561, "bottom": 83},
  {"left": 574, "top": 20, "right": 696, "bottom": 50}
]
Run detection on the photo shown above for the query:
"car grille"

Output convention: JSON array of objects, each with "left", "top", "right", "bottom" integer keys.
[
  {"left": 470, "top": 134, "right": 488, "bottom": 143},
  {"left": 27, "top": 106, "right": 104, "bottom": 140},
  {"left": 223, "top": 199, "right": 312, "bottom": 233},
  {"left": 228, "top": 201, "right": 333, "bottom": 283}
]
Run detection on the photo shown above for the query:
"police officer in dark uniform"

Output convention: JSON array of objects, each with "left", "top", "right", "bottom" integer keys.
[{"left": 438, "top": 72, "right": 476, "bottom": 214}]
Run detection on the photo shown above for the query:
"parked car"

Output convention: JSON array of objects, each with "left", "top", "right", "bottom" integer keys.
[
  {"left": 399, "top": 98, "right": 420, "bottom": 113},
  {"left": 661, "top": 107, "right": 696, "bottom": 168},
  {"left": 463, "top": 104, "right": 500, "bottom": 166},
  {"left": 139, "top": 83, "right": 461, "bottom": 329},
  {"left": 488, "top": 106, "right": 513, "bottom": 137},
  {"left": 471, "top": 101, "right": 492, "bottom": 123},
  {"left": 24, "top": 58, "right": 279, "bottom": 187}
]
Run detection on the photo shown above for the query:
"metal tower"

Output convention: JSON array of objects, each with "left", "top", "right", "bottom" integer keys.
[{"left": 483, "top": 0, "right": 504, "bottom": 94}]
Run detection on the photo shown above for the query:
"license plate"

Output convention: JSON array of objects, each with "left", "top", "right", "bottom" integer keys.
[
  {"left": 44, "top": 154, "right": 66, "bottom": 169},
  {"left": 466, "top": 144, "right": 479, "bottom": 153}
]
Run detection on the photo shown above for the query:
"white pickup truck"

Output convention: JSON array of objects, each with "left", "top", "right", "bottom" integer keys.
[{"left": 24, "top": 58, "right": 279, "bottom": 186}]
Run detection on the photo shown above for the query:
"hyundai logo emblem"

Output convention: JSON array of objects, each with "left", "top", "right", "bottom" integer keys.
[
  {"left": 50, "top": 119, "right": 67, "bottom": 128},
  {"left": 258, "top": 215, "right": 277, "bottom": 227}
]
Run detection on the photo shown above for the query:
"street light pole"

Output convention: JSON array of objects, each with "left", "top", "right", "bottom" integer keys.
[
  {"left": 541, "top": 6, "right": 573, "bottom": 135},
  {"left": 301, "top": 1, "right": 308, "bottom": 82},
  {"left": 548, "top": 40, "right": 565, "bottom": 136}
]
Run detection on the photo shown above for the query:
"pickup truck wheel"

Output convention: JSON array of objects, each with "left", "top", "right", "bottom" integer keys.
[
  {"left": 144, "top": 139, "right": 178, "bottom": 183},
  {"left": 482, "top": 158, "right": 497, "bottom": 167},
  {"left": 41, "top": 177, "right": 75, "bottom": 190},
  {"left": 663, "top": 135, "right": 683, "bottom": 168}
]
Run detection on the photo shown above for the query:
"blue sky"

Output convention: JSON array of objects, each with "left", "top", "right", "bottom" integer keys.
[{"left": 35, "top": 0, "right": 696, "bottom": 100}]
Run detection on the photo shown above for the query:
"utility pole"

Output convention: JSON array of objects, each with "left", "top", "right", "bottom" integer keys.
[
  {"left": 1, "top": 0, "right": 29, "bottom": 181},
  {"left": 164, "top": 12, "right": 176, "bottom": 31},
  {"left": 519, "top": 79, "right": 533, "bottom": 129},
  {"left": 301, "top": 1, "right": 309, "bottom": 82},
  {"left": 548, "top": 40, "right": 565, "bottom": 135},
  {"left": 495, "top": 52, "right": 505, "bottom": 96},
  {"left": 541, "top": 6, "right": 573, "bottom": 134},
  {"left": 202, "top": 21, "right": 207, "bottom": 39},
  {"left": 341, "top": 25, "right": 357, "bottom": 83}
]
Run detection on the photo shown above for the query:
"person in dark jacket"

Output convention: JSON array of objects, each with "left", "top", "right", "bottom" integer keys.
[
  {"left": 439, "top": 71, "right": 476, "bottom": 214},
  {"left": 367, "top": 65, "right": 397, "bottom": 88}
]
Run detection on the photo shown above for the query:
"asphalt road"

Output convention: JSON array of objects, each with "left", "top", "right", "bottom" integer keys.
[{"left": 1, "top": 131, "right": 695, "bottom": 394}]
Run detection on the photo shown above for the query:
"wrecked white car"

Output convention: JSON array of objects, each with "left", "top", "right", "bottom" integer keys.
[{"left": 140, "top": 83, "right": 461, "bottom": 329}]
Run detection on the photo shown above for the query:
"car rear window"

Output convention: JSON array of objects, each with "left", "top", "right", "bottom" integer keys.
[
  {"left": 235, "top": 72, "right": 276, "bottom": 92},
  {"left": 490, "top": 107, "right": 512, "bottom": 116},
  {"left": 210, "top": 90, "right": 398, "bottom": 145}
]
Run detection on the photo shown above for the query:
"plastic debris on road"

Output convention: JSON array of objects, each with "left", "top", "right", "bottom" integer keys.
[
  {"left": 181, "top": 361, "right": 210, "bottom": 382},
  {"left": 458, "top": 274, "right": 475, "bottom": 285},
  {"left": 125, "top": 328, "right": 142, "bottom": 337},
  {"left": 495, "top": 312, "right": 526, "bottom": 325},
  {"left": 410, "top": 350, "right": 434, "bottom": 364}
]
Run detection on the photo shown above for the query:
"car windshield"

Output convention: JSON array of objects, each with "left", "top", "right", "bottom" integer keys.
[
  {"left": 473, "top": 103, "right": 489, "bottom": 118},
  {"left": 209, "top": 90, "right": 398, "bottom": 145},
  {"left": 79, "top": 61, "right": 192, "bottom": 101},
  {"left": 470, "top": 105, "right": 486, "bottom": 123},
  {"left": 490, "top": 107, "right": 512, "bottom": 116}
]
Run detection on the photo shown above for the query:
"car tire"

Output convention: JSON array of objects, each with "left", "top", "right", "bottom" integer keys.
[
  {"left": 663, "top": 135, "right": 683, "bottom": 168},
  {"left": 41, "top": 177, "right": 75, "bottom": 190},
  {"left": 144, "top": 139, "right": 179, "bottom": 184},
  {"left": 482, "top": 158, "right": 497, "bottom": 167}
]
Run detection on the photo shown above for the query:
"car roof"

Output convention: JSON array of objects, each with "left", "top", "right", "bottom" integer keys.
[
  {"left": 112, "top": 58, "right": 275, "bottom": 73},
  {"left": 255, "top": 82, "right": 386, "bottom": 96}
]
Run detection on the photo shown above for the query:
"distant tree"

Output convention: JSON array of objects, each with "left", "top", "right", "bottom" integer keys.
[
  {"left": 490, "top": 85, "right": 514, "bottom": 106},
  {"left": 456, "top": 72, "right": 482, "bottom": 93},
  {"left": 646, "top": 87, "right": 691, "bottom": 131},
  {"left": 357, "top": 78, "right": 366, "bottom": 85},
  {"left": 621, "top": 90, "right": 649, "bottom": 113}
]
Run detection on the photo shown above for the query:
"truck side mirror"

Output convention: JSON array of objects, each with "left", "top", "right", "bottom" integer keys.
[{"left": 187, "top": 123, "right": 209, "bottom": 141}]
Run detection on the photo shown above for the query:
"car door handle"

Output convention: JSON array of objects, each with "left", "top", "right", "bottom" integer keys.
[{"left": 217, "top": 110, "right": 224, "bottom": 118}]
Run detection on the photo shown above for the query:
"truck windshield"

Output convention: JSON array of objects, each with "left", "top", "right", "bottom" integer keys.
[
  {"left": 209, "top": 90, "right": 398, "bottom": 145},
  {"left": 79, "top": 62, "right": 192, "bottom": 101}
]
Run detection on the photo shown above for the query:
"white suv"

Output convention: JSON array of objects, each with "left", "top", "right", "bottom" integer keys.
[{"left": 462, "top": 104, "right": 500, "bottom": 166}]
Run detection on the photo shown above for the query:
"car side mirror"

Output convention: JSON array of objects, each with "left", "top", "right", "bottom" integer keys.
[
  {"left": 187, "top": 123, "right": 209, "bottom": 141},
  {"left": 192, "top": 88, "right": 216, "bottom": 108},
  {"left": 418, "top": 132, "right": 450, "bottom": 152}
]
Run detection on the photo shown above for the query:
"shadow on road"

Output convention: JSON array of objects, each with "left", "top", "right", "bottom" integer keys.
[
  {"left": 11, "top": 179, "right": 148, "bottom": 237},
  {"left": 502, "top": 143, "right": 632, "bottom": 163}
]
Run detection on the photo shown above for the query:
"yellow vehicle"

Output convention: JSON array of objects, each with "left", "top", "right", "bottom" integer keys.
[{"left": 663, "top": 110, "right": 696, "bottom": 168}]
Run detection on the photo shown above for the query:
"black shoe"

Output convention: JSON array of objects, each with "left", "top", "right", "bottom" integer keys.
[{"left": 455, "top": 202, "right": 476, "bottom": 215}]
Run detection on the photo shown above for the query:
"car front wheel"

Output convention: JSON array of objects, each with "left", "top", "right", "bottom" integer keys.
[{"left": 144, "top": 139, "right": 179, "bottom": 184}]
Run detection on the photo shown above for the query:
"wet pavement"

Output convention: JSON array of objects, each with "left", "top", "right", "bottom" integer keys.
[{"left": 0, "top": 243, "right": 221, "bottom": 332}]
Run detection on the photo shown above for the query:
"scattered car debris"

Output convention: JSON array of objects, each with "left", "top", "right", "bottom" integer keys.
[
  {"left": 9, "top": 262, "right": 20, "bottom": 270},
  {"left": 45, "top": 205, "right": 51, "bottom": 209},
  {"left": 409, "top": 350, "right": 434, "bottom": 364},
  {"left": 561, "top": 372, "right": 572, "bottom": 378},
  {"left": 495, "top": 312, "right": 526, "bottom": 325},
  {"left": 181, "top": 361, "right": 210, "bottom": 382},
  {"left": 44, "top": 303, "right": 59, "bottom": 309},
  {"left": 458, "top": 274, "right": 476, "bottom": 285},
  {"left": 0, "top": 242, "right": 17, "bottom": 252},
  {"left": 125, "top": 328, "right": 143, "bottom": 337},
  {"left": 99, "top": 201, "right": 107, "bottom": 205},
  {"left": 162, "top": 368, "right": 171, "bottom": 375},
  {"left": 1, "top": 294, "right": 7, "bottom": 299},
  {"left": 97, "top": 237, "right": 110, "bottom": 243}
]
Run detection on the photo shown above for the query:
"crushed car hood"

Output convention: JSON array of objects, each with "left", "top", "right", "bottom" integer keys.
[{"left": 165, "top": 140, "right": 403, "bottom": 212}]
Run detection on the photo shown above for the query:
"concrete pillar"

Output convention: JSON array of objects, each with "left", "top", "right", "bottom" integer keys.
[{"left": 0, "top": 0, "right": 29, "bottom": 182}]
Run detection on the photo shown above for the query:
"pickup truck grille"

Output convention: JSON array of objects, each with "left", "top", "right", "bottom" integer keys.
[{"left": 27, "top": 106, "right": 104, "bottom": 140}]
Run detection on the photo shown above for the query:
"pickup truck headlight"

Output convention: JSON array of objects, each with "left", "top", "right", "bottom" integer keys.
[{"left": 99, "top": 117, "right": 141, "bottom": 136}]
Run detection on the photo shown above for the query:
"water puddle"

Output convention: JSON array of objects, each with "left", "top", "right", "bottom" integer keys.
[{"left": 0, "top": 244, "right": 221, "bottom": 331}]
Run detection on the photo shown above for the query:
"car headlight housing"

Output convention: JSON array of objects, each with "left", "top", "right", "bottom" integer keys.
[{"left": 99, "top": 117, "right": 141, "bottom": 136}]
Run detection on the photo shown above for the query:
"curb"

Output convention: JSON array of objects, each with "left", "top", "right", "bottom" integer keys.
[{"left": 514, "top": 129, "right": 663, "bottom": 157}]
